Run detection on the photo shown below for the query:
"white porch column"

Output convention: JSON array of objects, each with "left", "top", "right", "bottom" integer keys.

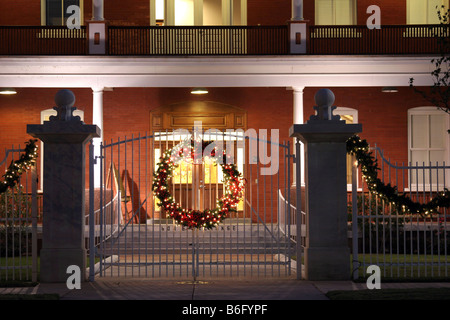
[
  {"left": 292, "top": 86, "right": 305, "bottom": 186},
  {"left": 92, "top": 0, "right": 104, "bottom": 21},
  {"left": 92, "top": 87, "right": 104, "bottom": 188},
  {"left": 165, "top": 0, "right": 175, "bottom": 26},
  {"left": 222, "top": 0, "right": 232, "bottom": 25},
  {"left": 291, "top": 0, "right": 303, "bottom": 21},
  {"left": 194, "top": 0, "right": 203, "bottom": 26}
]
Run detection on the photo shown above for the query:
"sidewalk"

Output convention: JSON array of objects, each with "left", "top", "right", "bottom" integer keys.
[{"left": 3, "top": 278, "right": 450, "bottom": 300}]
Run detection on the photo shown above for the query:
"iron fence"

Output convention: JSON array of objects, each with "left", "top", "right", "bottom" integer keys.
[
  {"left": 350, "top": 146, "right": 450, "bottom": 280},
  {"left": 0, "top": 147, "right": 39, "bottom": 282}
]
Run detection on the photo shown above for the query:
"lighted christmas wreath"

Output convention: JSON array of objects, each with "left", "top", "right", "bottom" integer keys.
[
  {"left": 0, "top": 139, "right": 38, "bottom": 194},
  {"left": 346, "top": 135, "right": 450, "bottom": 216},
  {"left": 152, "top": 139, "right": 245, "bottom": 230}
]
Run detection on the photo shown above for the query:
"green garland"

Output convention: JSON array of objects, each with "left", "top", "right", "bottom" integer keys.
[
  {"left": 346, "top": 135, "right": 450, "bottom": 216},
  {"left": 0, "top": 139, "right": 39, "bottom": 194}
]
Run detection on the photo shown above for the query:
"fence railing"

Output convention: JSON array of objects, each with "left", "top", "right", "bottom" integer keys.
[
  {"left": 108, "top": 25, "right": 288, "bottom": 55},
  {"left": 0, "top": 26, "right": 87, "bottom": 55},
  {"left": 350, "top": 146, "right": 450, "bottom": 280},
  {"left": 0, "top": 148, "right": 39, "bottom": 283},
  {"left": 309, "top": 24, "right": 449, "bottom": 55}
]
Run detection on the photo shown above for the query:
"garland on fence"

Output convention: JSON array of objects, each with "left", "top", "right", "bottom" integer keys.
[
  {"left": 152, "top": 139, "right": 246, "bottom": 230},
  {"left": 346, "top": 135, "right": 450, "bottom": 216},
  {"left": 0, "top": 139, "right": 39, "bottom": 194}
]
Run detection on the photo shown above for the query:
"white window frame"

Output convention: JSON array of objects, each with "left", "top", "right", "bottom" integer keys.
[
  {"left": 407, "top": 107, "right": 450, "bottom": 191},
  {"left": 335, "top": 107, "right": 359, "bottom": 191},
  {"left": 41, "top": 0, "right": 84, "bottom": 26},
  {"left": 315, "top": 0, "right": 357, "bottom": 25}
]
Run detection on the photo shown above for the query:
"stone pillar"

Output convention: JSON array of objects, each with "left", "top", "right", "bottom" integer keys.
[
  {"left": 27, "top": 90, "right": 100, "bottom": 283},
  {"left": 92, "top": 87, "right": 104, "bottom": 188},
  {"left": 289, "top": 89, "right": 362, "bottom": 280}
]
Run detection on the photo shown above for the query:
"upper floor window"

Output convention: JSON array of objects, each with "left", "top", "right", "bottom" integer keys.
[
  {"left": 315, "top": 0, "right": 356, "bottom": 25},
  {"left": 407, "top": 0, "right": 449, "bottom": 24},
  {"left": 43, "top": 0, "right": 82, "bottom": 26}
]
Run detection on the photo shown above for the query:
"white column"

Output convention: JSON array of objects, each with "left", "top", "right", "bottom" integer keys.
[
  {"left": 93, "top": 0, "right": 104, "bottom": 21},
  {"left": 292, "top": 86, "right": 305, "bottom": 186},
  {"left": 92, "top": 87, "right": 104, "bottom": 188},
  {"left": 194, "top": 0, "right": 203, "bottom": 26},
  {"left": 291, "top": 0, "right": 303, "bottom": 21},
  {"left": 165, "top": 0, "right": 175, "bottom": 26},
  {"left": 222, "top": 0, "right": 232, "bottom": 25}
]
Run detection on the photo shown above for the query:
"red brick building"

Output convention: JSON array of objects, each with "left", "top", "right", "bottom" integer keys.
[{"left": 0, "top": 0, "right": 449, "bottom": 216}]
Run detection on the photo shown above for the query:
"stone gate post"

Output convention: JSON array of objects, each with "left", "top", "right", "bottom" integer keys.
[
  {"left": 289, "top": 89, "right": 362, "bottom": 280},
  {"left": 27, "top": 90, "right": 100, "bottom": 283}
]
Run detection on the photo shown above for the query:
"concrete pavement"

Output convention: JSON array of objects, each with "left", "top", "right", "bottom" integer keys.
[{"left": 2, "top": 277, "right": 450, "bottom": 300}]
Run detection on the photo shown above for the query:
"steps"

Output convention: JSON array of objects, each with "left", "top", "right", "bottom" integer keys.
[{"left": 98, "top": 222, "right": 296, "bottom": 256}]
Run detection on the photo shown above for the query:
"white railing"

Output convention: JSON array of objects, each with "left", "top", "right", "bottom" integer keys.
[
  {"left": 351, "top": 146, "right": 450, "bottom": 280},
  {"left": 0, "top": 148, "right": 38, "bottom": 283}
]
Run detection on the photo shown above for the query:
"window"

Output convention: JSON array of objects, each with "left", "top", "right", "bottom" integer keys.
[
  {"left": 151, "top": 0, "right": 246, "bottom": 26},
  {"left": 43, "top": 0, "right": 82, "bottom": 26},
  {"left": 315, "top": 0, "right": 356, "bottom": 25},
  {"left": 408, "top": 107, "right": 449, "bottom": 188},
  {"left": 407, "top": 0, "right": 449, "bottom": 24},
  {"left": 334, "top": 107, "right": 358, "bottom": 188}
]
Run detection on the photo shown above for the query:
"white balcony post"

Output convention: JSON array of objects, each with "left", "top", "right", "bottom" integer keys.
[
  {"left": 291, "top": 0, "right": 303, "bottom": 21},
  {"left": 92, "top": 87, "right": 104, "bottom": 188},
  {"left": 165, "top": 0, "right": 175, "bottom": 26},
  {"left": 222, "top": 0, "right": 232, "bottom": 25},
  {"left": 92, "top": 0, "right": 104, "bottom": 21},
  {"left": 194, "top": 0, "right": 203, "bottom": 26},
  {"left": 292, "top": 86, "right": 305, "bottom": 186}
]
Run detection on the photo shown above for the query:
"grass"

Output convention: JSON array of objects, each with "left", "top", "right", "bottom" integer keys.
[
  {"left": 353, "top": 253, "right": 450, "bottom": 281},
  {"left": 326, "top": 287, "right": 450, "bottom": 300},
  {"left": 0, "top": 255, "right": 100, "bottom": 285}
]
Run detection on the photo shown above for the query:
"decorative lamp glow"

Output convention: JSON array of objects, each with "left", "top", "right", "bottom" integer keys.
[
  {"left": 0, "top": 88, "right": 17, "bottom": 95},
  {"left": 191, "top": 87, "right": 208, "bottom": 95}
]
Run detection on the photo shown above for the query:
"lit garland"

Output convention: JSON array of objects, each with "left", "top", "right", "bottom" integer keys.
[
  {"left": 0, "top": 139, "right": 39, "bottom": 194},
  {"left": 152, "top": 139, "right": 246, "bottom": 230},
  {"left": 347, "top": 135, "right": 450, "bottom": 216}
]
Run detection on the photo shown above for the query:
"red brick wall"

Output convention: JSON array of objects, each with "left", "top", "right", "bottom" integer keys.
[
  {"left": 0, "top": 0, "right": 415, "bottom": 27},
  {"left": 0, "top": 85, "right": 437, "bottom": 222},
  {"left": 104, "top": 0, "right": 150, "bottom": 26},
  {"left": 0, "top": 86, "right": 436, "bottom": 172},
  {"left": 356, "top": 0, "right": 407, "bottom": 25},
  {"left": 0, "top": 0, "right": 41, "bottom": 25},
  {"left": 247, "top": 0, "right": 291, "bottom": 25}
]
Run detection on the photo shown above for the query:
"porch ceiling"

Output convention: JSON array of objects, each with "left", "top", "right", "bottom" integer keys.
[{"left": 0, "top": 55, "right": 436, "bottom": 89}]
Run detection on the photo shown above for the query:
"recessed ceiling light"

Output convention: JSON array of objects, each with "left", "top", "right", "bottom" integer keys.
[
  {"left": 0, "top": 88, "right": 17, "bottom": 95},
  {"left": 381, "top": 87, "right": 398, "bottom": 93},
  {"left": 191, "top": 87, "right": 208, "bottom": 95}
]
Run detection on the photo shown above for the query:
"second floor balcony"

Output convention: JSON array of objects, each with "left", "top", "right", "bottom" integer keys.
[{"left": 0, "top": 24, "right": 448, "bottom": 56}]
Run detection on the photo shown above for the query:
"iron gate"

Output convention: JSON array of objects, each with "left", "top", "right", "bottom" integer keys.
[{"left": 88, "top": 129, "right": 297, "bottom": 280}]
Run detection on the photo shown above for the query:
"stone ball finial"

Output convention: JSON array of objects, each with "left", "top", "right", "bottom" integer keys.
[
  {"left": 54, "top": 89, "right": 76, "bottom": 108},
  {"left": 314, "top": 88, "right": 335, "bottom": 107},
  {"left": 50, "top": 89, "right": 81, "bottom": 122}
]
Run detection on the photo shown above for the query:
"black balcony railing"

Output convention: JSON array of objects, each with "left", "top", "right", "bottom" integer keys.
[
  {"left": 108, "top": 25, "right": 289, "bottom": 55},
  {"left": 0, "top": 24, "right": 447, "bottom": 56},
  {"left": 0, "top": 26, "right": 87, "bottom": 55},
  {"left": 309, "top": 24, "right": 449, "bottom": 55}
]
